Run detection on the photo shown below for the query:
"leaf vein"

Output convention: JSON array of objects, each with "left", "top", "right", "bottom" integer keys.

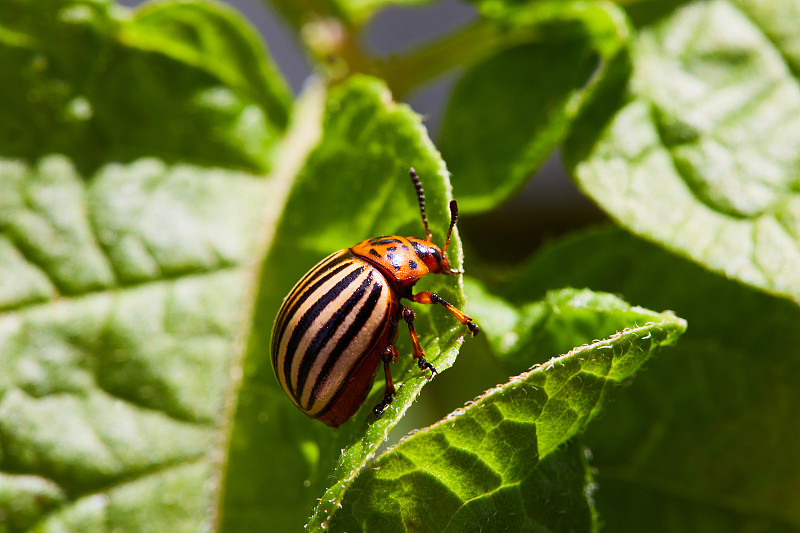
[{"left": 1, "top": 265, "right": 245, "bottom": 316}]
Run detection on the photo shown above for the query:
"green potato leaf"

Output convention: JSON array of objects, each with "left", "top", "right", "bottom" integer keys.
[
  {"left": 440, "top": 0, "right": 631, "bottom": 213},
  {"left": 328, "top": 286, "right": 686, "bottom": 532},
  {"left": 332, "top": 440, "right": 597, "bottom": 533},
  {"left": 466, "top": 281, "right": 681, "bottom": 375},
  {"left": 0, "top": 0, "right": 289, "bottom": 175},
  {"left": 565, "top": 0, "right": 800, "bottom": 303},
  {"left": 511, "top": 227, "right": 800, "bottom": 531},
  {"left": 0, "top": 0, "right": 290, "bottom": 530},
  {"left": 121, "top": 0, "right": 292, "bottom": 130}
]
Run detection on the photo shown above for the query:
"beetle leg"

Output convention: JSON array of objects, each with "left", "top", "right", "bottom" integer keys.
[
  {"left": 373, "top": 345, "right": 398, "bottom": 418},
  {"left": 402, "top": 307, "right": 438, "bottom": 377},
  {"left": 410, "top": 291, "right": 480, "bottom": 336}
]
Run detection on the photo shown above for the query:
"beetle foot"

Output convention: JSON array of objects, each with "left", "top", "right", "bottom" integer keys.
[
  {"left": 373, "top": 392, "right": 393, "bottom": 418},
  {"left": 417, "top": 357, "right": 437, "bottom": 377}
]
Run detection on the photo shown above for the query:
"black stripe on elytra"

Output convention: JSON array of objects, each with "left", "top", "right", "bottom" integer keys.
[
  {"left": 295, "top": 272, "right": 375, "bottom": 404},
  {"left": 274, "top": 252, "right": 347, "bottom": 350},
  {"left": 274, "top": 257, "right": 353, "bottom": 362},
  {"left": 308, "top": 280, "right": 385, "bottom": 414},
  {"left": 286, "top": 252, "right": 344, "bottom": 305},
  {"left": 370, "top": 238, "right": 403, "bottom": 246},
  {"left": 283, "top": 265, "right": 366, "bottom": 397}
]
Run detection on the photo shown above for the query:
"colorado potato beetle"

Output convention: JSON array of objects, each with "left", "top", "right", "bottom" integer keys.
[{"left": 271, "top": 169, "right": 478, "bottom": 427}]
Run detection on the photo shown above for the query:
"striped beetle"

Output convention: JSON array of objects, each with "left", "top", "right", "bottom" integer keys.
[{"left": 271, "top": 169, "right": 479, "bottom": 427}]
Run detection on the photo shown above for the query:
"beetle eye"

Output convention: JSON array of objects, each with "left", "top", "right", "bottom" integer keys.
[{"left": 430, "top": 247, "right": 442, "bottom": 266}]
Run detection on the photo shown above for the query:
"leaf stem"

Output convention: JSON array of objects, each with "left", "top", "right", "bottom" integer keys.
[
  {"left": 303, "top": 17, "right": 537, "bottom": 99},
  {"left": 374, "top": 20, "right": 506, "bottom": 98}
]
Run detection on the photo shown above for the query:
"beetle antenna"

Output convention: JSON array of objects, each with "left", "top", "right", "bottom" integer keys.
[
  {"left": 443, "top": 200, "right": 458, "bottom": 252},
  {"left": 410, "top": 168, "right": 433, "bottom": 242}
]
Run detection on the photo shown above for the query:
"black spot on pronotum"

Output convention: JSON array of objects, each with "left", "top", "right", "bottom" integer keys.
[
  {"left": 387, "top": 246, "right": 397, "bottom": 252},
  {"left": 369, "top": 249, "right": 381, "bottom": 258},
  {"left": 408, "top": 260, "right": 418, "bottom": 270},
  {"left": 371, "top": 238, "right": 403, "bottom": 246}
]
